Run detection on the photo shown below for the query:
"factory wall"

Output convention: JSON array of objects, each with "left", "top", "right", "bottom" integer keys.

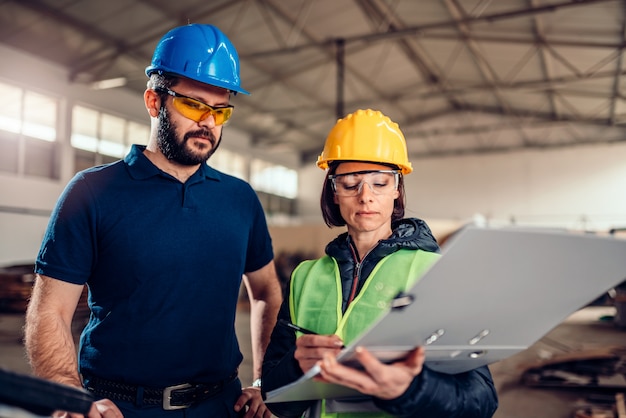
[{"left": 2, "top": 45, "right": 626, "bottom": 267}]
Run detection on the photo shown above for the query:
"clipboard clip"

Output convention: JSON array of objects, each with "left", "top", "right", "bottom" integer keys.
[
  {"left": 424, "top": 329, "right": 445, "bottom": 345},
  {"left": 391, "top": 292, "right": 415, "bottom": 310}
]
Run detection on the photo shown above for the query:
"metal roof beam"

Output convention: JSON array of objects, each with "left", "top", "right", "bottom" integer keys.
[
  {"left": 608, "top": 0, "right": 626, "bottom": 124},
  {"left": 397, "top": 68, "right": 626, "bottom": 101},
  {"left": 409, "top": 136, "right": 626, "bottom": 159},
  {"left": 243, "top": 0, "right": 620, "bottom": 58}
]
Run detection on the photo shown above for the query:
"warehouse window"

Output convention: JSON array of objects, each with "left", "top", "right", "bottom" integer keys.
[
  {"left": 210, "top": 148, "right": 247, "bottom": 180},
  {"left": 0, "top": 81, "right": 59, "bottom": 178},
  {"left": 250, "top": 159, "right": 298, "bottom": 199},
  {"left": 208, "top": 153, "right": 297, "bottom": 216},
  {"left": 71, "top": 105, "right": 149, "bottom": 173},
  {"left": 250, "top": 159, "right": 298, "bottom": 216}
]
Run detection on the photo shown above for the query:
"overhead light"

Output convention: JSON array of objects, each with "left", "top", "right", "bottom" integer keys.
[{"left": 89, "top": 77, "right": 127, "bottom": 90}]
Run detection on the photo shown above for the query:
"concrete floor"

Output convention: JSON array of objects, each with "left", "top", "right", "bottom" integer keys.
[
  {"left": 1, "top": 304, "right": 625, "bottom": 417},
  {"left": 490, "top": 305, "right": 625, "bottom": 418}
]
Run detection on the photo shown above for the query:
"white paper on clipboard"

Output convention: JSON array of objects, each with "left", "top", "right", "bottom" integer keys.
[{"left": 265, "top": 225, "right": 626, "bottom": 403}]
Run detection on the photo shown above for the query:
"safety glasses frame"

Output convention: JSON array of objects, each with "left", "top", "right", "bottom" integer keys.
[
  {"left": 328, "top": 169, "right": 400, "bottom": 197},
  {"left": 156, "top": 88, "right": 234, "bottom": 125}
]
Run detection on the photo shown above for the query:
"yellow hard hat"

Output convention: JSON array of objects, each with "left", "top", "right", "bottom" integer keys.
[{"left": 316, "top": 109, "right": 413, "bottom": 174}]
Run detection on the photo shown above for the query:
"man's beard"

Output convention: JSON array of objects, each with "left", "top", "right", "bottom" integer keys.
[{"left": 156, "top": 106, "right": 221, "bottom": 166}]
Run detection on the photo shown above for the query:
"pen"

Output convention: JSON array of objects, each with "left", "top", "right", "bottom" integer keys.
[
  {"left": 278, "top": 319, "right": 318, "bottom": 335},
  {"left": 279, "top": 319, "right": 346, "bottom": 348}
]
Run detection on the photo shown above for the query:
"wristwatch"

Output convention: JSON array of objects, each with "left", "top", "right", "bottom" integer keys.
[{"left": 252, "top": 378, "right": 262, "bottom": 388}]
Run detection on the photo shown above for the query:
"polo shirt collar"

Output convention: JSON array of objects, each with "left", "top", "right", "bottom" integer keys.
[{"left": 125, "top": 144, "right": 222, "bottom": 181}]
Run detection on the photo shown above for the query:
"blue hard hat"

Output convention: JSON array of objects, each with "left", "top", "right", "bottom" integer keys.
[{"left": 146, "top": 24, "right": 250, "bottom": 95}]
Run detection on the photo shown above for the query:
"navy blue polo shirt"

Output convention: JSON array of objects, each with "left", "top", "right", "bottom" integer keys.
[{"left": 36, "top": 145, "right": 274, "bottom": 386}]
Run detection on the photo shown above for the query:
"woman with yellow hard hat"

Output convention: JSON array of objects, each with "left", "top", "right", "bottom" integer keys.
[{"left": 261, "top": 110, "right": 498, "bottom": 417}]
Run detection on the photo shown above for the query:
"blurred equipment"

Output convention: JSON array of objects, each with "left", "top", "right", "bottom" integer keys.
[
  {"left": 0, "top": 264, "right": 89, "bottom": 323},
  {"left": 609, "top": 228, "right": 626, "bottom": 329},
  {"left": 0, "top": 368, "right": 94, "bottom": 417},
  {"left": 522, "top": 346, "right": 626, "bottom": 391},
  {"left": 0, "top": 264, "right": 35, "bottom": 313}
]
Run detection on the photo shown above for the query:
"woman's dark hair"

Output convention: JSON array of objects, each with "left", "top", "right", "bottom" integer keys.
[{"left": 320, "top": 161, "right": 406, "bottom": 227}]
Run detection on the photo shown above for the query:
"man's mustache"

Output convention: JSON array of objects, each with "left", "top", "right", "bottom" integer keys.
[{"left": 185, "top": 129, "right": 215, "bottom": 145}]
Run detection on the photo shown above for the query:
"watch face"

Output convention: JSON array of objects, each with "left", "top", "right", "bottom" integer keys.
[{"left": 252, "top": 378, "right": 262, "bottom": 388}]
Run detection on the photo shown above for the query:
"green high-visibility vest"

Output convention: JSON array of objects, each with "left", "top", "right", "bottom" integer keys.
[{"left": 289, "top": 249, "right": 440, "bottom": 418}]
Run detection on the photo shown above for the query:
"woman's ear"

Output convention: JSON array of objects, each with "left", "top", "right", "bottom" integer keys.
[{"left": 144, "top": 89, "right": 161, "bottom": 118}]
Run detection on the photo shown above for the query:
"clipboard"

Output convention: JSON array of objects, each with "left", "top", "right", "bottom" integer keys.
[{"left": 265, "top": 225, "right": 626, "bottom": 403}]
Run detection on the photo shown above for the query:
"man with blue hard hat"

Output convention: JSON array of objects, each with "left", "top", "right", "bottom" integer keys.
[{"left": 25, "top": 24, "right": 282, "bottom": 418}]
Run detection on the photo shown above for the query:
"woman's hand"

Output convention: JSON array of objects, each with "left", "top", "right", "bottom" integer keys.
[
  {"left": 317, "top": 346, "right": 426, "bottom": 400},
  {"left": 294, "top": 334, "right": 344, "bottom": 373}
]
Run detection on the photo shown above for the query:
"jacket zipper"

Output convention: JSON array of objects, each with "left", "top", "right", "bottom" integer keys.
[{"left": 347, "top": 243, "right": 374, "bottom": 306}]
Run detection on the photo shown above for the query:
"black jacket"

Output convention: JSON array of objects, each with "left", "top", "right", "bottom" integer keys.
[{"left": 262, "top": 218, "right": 498, "bottom": 417}]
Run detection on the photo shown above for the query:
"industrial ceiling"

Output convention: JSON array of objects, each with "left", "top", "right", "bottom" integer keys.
[{"left": 1, "top": 0, "right": 625, "bottom": 166}]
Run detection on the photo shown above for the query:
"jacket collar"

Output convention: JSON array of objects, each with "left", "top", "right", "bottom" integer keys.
[{"left": 326, "top": 217, "right": 440, "bottom": 262}]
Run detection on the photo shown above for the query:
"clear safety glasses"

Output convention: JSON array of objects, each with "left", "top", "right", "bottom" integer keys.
[
  {"left": 328, "top": 170, "right": 400, "bottom": 197},
  {"left": 157, "top": 88, "right": 234, "bottom": 125}
]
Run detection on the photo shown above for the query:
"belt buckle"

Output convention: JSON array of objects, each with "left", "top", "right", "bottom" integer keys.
[{"left": 162, "top": 383, "right": 193, "bottom": 410}]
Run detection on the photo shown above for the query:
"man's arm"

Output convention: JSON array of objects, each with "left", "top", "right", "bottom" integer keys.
[
  {"left": 242, "top": 260, "right": 283, "bottom": 382},
  {"left": 24, "top": 274, "right": 84, "bottom": 388}
]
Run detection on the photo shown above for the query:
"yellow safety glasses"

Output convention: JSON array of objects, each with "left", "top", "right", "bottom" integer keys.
[{"left": 157, "top": 88, "right": 234, "bottom": 125}]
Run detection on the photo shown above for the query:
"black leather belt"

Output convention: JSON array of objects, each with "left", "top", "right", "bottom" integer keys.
[{"left": 84, "top": 370, "right": 238, "bottom": 410}]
